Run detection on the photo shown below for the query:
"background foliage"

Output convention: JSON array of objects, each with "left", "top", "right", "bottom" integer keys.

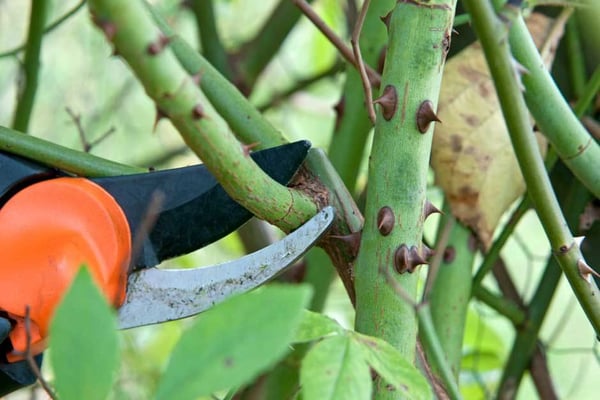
[{"left": 0, "top": 0, "right": 599, "bottom": 399}]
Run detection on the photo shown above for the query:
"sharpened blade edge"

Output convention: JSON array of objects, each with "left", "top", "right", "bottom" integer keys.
[{"left": 118, "top": 206, "right": 335, "bottom": 329}]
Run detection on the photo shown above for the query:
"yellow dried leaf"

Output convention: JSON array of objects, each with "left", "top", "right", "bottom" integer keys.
[{"left": 431, "top": 14, "right": 560, "bottom": 248}]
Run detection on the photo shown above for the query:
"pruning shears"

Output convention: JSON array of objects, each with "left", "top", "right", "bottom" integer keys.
[{"left": 0, "top": 141, "right": 334, "bottom": 394}]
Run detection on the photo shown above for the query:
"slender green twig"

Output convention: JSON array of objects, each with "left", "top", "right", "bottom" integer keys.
[
  {"left": 472, "top": 285, "right": 525, "bottom": 326},
  {"left": 187, "top": 0, "right": 233, "bottom": 79},
  {"left": 0, "top": 125, "right": 141, "bottom": 176},
  {"left": 473, "top": 198, "right": 530, "bottom": 286},
  {"left": 473, "top": 62, "right": 598, "bottom": 287},
  {"left": 573, "top": 66, "right": 600, "bottom": 117},
  {"left": 416, "top": 304, "right": 463, "bottom": 400},
  {"left": 498, "top": 170, "right": 590, "bottom": 398},
  {"left": 0, "top": 0, "right": 86, "bottom": 59},
  {"left": 463, "top": 0, "right": 600, "bottom": 335},
  {"left": 11, "top": 0, "right": 49, "bottom": 132},
  {"left": 427, "top": 209, "right": 476, "bottom": 380},
  {"left": 89, "top": 0, "right": 317, "bottom": 231},
  {"left": 383, "top": 270, "right": 462, "bottom": 400}
]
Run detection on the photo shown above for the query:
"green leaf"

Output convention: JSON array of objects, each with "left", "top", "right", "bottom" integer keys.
[
  {"left": 352, "top": 332, "right": 432, "bottom": 400},
  {"left": 293, "top": 310, "right": 344, "bottom": 343},
  {"left": 49, "top": 266, "right": 119, "bottom": 400},
  {"left": 155, "top": 284, "right": 313, "bottom": 400},
  {"left": 301, "top": 335, "right": 372, "bottom": 400}
]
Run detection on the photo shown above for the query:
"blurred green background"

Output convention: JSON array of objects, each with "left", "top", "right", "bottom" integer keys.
[{"left": 1, "top": 1, "right": 598, "bottom": 399}]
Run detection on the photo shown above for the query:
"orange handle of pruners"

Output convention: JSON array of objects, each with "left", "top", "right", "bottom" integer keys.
[{"left": 0, "top": 178, "right": 131, "bottom": 361}]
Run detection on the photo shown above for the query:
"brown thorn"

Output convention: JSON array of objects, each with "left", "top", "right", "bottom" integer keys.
[
  {"left": 373, "top": 85, "right": 398, "bottom": 121},
  {"left": 394, "top": 244, "right": 410, "bottom": 273},
  {"left": 91, "top": 14, "right": 117, "bottom": 42},
  {"left": 377, "top": 46, "right": 387, "bottom": 74},
  {"left": 147, "top": 34, "right": 171, "bottom": 55},
  {"left": 423, "top": 200, "right": 442, "bottom": 219},
  {"left": 443, "top": 246, "right": 456, "bottom": 263},
  {"left": 380, "top": 10, "right": 392, "bottom": 32},
  {"left": 329, "top": 232, "right": 362, "bottom": 258},
  {"left": 416, "top": 100, "right": 441, "bottom": 133},
  {"left": 191, "top": 72, "right": 202, "bottom": 86},
  {"left": 377, "top": 206, "right": 394, "bottom": 236},
  {"left": 394, "top": 244, "right": 429, "bottom": 274},
  {"left": 333, "top": 96, "right": 345, "bottom": 131},
  {"left": 242, "top": 142, "right": 260, "bottom": 156},
  {"left": 577, "top": 259, "right": 600, "bottom": 283},
  {"left": 191, "top": 103, "right": 205, "bottom": 119},
  {"left": 422, "top": 244, "right": 435, "bottom": 261}
]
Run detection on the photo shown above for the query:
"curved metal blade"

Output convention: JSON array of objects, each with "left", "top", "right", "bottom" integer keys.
[
  {"left": 93, "top": 141, "right": 311, "bottom": 268},
  {"left": 118, "top": 206, "right": 334, "bottom": 329}
]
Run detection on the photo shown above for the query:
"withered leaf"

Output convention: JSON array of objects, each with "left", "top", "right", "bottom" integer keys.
[{"left": 431, "top": 13, "right": 561, "bottom": 248}]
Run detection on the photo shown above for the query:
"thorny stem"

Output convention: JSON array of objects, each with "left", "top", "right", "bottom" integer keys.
[
  {"left": 463, "top": 0, "right": 600, "bottom": 336},
  {"left": 498, "top": 170, "right": 590, "bottom": 398},
  {"left": 147, "top": 3, "right": 362, "bottom": 302},
  {"left": 90, "top": 0, "right": 318, "bottom": 232},
  {"left": 354, "top": 1, "right": 456, "bottom": 398},
  {"left": 11, "top": 0, "right": 49, "bottom": 132},
  {"left": 473, "top": 60, "right": 598, "bottom": 287},
  {"left": 492, "top": 0, "right": 600, "bottom": 198},
  {"left": 146, "top": 4, "right": 288, "bottom": 148}
]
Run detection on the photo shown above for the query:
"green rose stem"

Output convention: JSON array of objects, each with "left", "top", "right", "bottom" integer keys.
[
  {"left": 353, "top": 1, "right": 456, "bottom": 398},
  {"left": 88, "top": 0, "right": 317, "bottom": 232},
  {"left": 462, "top": 0, "right": 600, "bottom": 335}
]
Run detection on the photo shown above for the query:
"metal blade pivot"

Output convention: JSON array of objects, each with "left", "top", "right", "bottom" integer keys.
[{"left": 118, "top": 206, "right": 335, "bottom": 329}]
